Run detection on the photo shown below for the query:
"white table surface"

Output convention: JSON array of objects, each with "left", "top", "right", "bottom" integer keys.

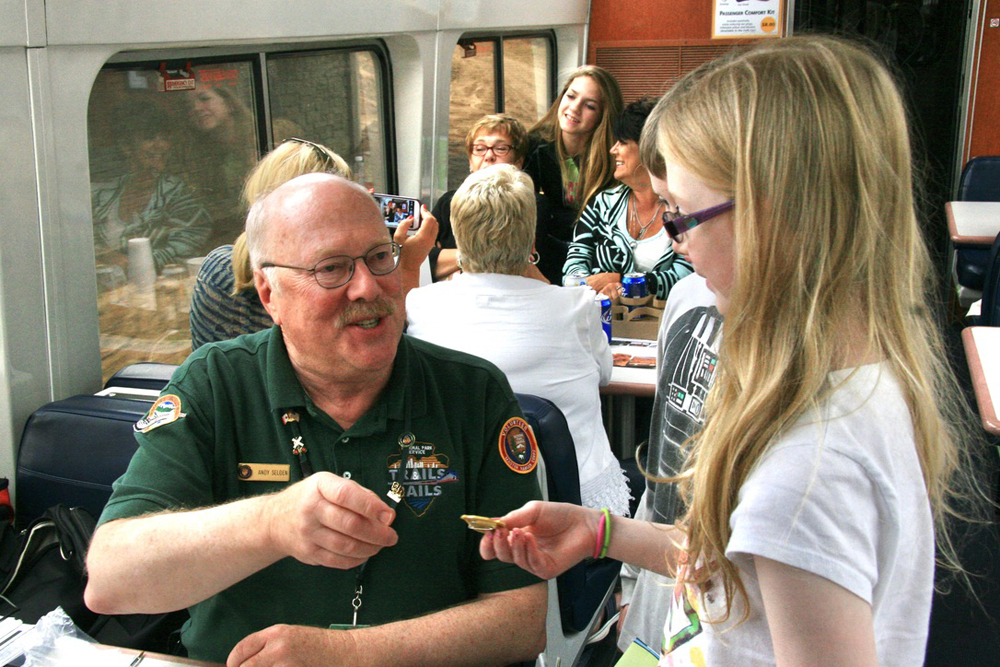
[
  {"left": 947, "top": 201, "right": 1000, "bottom": 245},
  {"left": 605, "top": 339, "right": 657, "bottom": 396},
  {"left": 963, "top": 326, "right": 1000, "bottom": 435}
]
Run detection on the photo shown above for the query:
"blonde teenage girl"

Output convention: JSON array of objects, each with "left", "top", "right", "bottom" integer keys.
[{"left": 480, "top": 35, "right": 975, "bottom": 665}]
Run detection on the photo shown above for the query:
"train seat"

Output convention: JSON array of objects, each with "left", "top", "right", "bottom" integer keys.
[
  {"left": 103, "top": 362, "right": 179, "bottom": 391},
  {"left": 955, "top": 156, "right": 1000, "bottom": 292},
  {"left": 974, "top": 232, "right": 1000, "bottom": 327},
  {"left": 515, "top": 393, "right": 621, "bottom": 667},
  {"left": 15, "top": 394, "right": 152, "bottom": 527}
]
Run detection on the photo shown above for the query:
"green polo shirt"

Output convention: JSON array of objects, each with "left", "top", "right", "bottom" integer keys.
[{"left": 100, "top": 326, "right": 542, "bottom": 663}]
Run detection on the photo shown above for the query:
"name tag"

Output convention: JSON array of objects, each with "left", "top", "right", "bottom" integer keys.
[{"left": 237, "top": 463, "right": 290, "bottom": 482}]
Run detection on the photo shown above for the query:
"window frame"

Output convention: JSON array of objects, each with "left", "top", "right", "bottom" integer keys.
[{"left": 101, "top": 40, "right": 396, "bottom": 191}]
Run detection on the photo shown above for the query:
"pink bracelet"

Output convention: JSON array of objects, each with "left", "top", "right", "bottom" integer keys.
[{"left": 593, "top": 509, "right": 607, "bottom": 559}]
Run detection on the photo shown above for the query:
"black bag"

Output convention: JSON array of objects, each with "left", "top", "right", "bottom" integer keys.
[{"left": 0, "top": 504, "right": 187, "bottom": 653}]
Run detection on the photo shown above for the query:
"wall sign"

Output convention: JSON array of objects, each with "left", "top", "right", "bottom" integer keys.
[{"left": 713, "top": 0, "right": 782, "bottom": 39}]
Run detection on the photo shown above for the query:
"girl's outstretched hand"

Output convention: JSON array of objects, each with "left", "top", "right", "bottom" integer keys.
[{"left": 478, "top": 501, "right": 600, "bottom": 580}]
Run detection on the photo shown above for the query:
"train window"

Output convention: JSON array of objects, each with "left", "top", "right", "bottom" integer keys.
[
  {"left": 502, "top": 37, "right": 552, "bottom": 128},
  {"left": 267, "top": 49, "right": 389, "bottom": 192},
  {"left": 448, "top": 39, "right": 498, "bottom": 189},
  {"left": 88, "top": 61, "right": 261, "bottom": 381},
  {"left": 446, "top": 33, "right": 553, "bottom": 189},
  {"left": 87, "top": 46, "right": 392, "bottom": 383}
]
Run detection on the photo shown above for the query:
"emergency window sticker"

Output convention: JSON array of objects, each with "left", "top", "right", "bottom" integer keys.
[
  {"left": 134, "top": 394, "right": 186, "bottom": 433},
  {"left": 498, "top": 417, "right": 538, "bottom": 474}
]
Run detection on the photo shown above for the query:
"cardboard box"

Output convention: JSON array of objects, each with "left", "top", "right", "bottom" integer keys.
[{"left": 611, "top": 295, "right": 666, "bottom": 340}]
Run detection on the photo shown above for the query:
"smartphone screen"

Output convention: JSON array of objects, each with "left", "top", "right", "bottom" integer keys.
[{"left": 373, "top": 194, "right": 421, "bottom": 233}]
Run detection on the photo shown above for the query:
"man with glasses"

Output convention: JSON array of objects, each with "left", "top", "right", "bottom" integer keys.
[{"left": 86, "top": 173, "right": 547, "bottom": 665}]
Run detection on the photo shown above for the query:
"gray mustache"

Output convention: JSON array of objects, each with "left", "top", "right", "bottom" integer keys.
[{"left": 336, "top": 296, "right": 397, "bottom": 327}]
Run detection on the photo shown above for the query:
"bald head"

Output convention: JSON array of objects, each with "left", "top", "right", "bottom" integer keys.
[{"left": 246, "top": 173, "right": 381, "bottom": 269}]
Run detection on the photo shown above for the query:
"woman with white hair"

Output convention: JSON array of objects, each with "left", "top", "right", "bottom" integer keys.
[{"left": 406, "top": 163, "right": 631, "bottom": 516}]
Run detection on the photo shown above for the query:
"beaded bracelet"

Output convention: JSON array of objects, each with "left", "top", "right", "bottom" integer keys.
[{"left": 593, "top": 507, "right": 612, "bottom": 559}]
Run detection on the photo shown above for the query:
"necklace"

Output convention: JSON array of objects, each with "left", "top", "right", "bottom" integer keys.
[{"left": 629, "top": 191, "right": 663, "bottom": 249}]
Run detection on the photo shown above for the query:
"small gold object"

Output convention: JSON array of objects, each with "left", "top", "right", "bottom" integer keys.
[{"left": 461, "top": 514, "right": 506, "bottom": 532}]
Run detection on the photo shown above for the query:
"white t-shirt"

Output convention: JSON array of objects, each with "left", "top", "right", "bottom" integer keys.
[
  {"left": 661, "top": 363, "right": 934, "bottom": 666},
  {"left": 405, "top": 272, "right": 631, "bottom": 515}
]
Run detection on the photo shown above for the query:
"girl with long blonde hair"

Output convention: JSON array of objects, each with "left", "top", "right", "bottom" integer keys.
[
  {"left": 524, "top": 65, "right": 623, "bottom": 281},
  {"left": 479, "top": 35, "right": 978, "bottom": 665}
]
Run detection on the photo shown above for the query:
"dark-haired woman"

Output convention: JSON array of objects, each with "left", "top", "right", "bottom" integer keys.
[{"left": 563, "top": 99, "right": 692, "bottom": 298}]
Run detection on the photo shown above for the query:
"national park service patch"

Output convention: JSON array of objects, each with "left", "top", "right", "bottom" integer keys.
[
  {"left": 498, "top": 417, "right": 538, "bottom": 474},
  {"left": 134, "top": 394, "right": 186, "bottom": 433}
]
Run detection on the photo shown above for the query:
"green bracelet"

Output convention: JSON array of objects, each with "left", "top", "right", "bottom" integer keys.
[{"left": 599, "top": 507, "right": 612, "bottom": 559}]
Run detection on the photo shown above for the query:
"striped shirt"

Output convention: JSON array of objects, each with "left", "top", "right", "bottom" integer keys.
[
  {"left": 563, "top": 184, "right": 693, "bottom": 300},
  {"left": 189, "top": 245, "right": 273, "bottom": 350}
]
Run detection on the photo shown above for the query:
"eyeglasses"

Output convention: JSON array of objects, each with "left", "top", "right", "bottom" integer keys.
[
  {"left": 261, "top": 242, "right": 401, "bottom": 289},
  {"left": 470, "top": 143, "right": 513, "bottom": 157},
  {"left": 288, "top": 137, "right": 337, "bottom": 171},
  {"left": 662, "top": 200, "right": 735, "bottom": 242}
]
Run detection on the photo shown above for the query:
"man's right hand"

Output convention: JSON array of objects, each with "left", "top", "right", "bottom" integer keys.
[{"left": 264, "top": 472, "right": 398, "bottom": 569}]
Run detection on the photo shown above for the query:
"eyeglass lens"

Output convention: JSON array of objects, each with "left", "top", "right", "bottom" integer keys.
[
  {"left": 472, "top": 144, "right": 511, "bottom": 156},
  {"left": 662, "top": 201, "right": 734, "bottom": 242},
  {"left": 313, "top": 243, "right": 399, "bottom": 288}
]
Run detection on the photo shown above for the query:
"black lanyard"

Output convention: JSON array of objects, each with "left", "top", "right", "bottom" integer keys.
[{"left": 279, "top": 397, "right": 414, "bottom": 627}]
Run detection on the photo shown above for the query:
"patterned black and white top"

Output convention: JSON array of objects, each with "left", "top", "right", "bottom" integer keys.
[{"left": 563, "top": 184, "right": 693, "bottom": 299}]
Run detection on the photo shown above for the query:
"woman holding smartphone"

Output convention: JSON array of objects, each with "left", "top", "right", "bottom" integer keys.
[{"left": 481, "top": 35, "right": 977, "bottom": 665}]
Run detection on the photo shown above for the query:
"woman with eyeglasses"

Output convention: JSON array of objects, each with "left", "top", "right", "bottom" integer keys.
[
  {"left": 429, "top": 114, "right": 555, "bottom": 283},
  {"left": 407, "top": 163, "right": 632, "bottom": 517},
  {"left": 562, "top": 99, "right": 693, "bottom": 298},
  {"left": 478, "top": 35, "right": 981, "bottom": 664}
]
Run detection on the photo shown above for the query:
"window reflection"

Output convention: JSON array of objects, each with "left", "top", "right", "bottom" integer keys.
[
  {"left": 87, "top": 48, "right": 389, "bottom": 383},
  {"left": 503, "top": 37, "right": 552, "bottom": 129},
  {"left": 448, "top": 40, "right": 496, "bottom": 190},
  {"left": 88, "top": 62, "right": 262, "bottom": 381}
]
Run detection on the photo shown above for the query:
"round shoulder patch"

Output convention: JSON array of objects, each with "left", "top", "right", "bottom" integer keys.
[
  {"left": 498, "top": 417, "right": 538, "bottom": 474},
  {"left": 134, "top": 394, "right": 186, "bottom": 433}
]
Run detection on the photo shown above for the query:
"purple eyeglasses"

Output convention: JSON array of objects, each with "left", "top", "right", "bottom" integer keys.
[{"left": 662, "top": 200, "right": 735, "bottom": 242}]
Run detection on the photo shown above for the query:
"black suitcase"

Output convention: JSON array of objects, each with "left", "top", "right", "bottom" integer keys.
[{"left": 16, "top": 394, "right": 152, "bottom": 526}]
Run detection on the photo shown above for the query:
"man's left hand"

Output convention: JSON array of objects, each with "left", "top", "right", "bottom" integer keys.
[{"left": 227, "top": 624, "right": 356, "bottom": 667}]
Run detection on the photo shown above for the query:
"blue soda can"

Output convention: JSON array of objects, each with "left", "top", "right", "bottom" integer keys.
[
  {"left": 597, "top": 293, "right": 612, "bottom": 342},
  {"left": 622, "top": 272, "right": 647, "bottom": 299}
]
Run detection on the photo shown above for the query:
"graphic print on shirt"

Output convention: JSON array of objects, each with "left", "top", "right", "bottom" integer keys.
[
  {"left": 662, "top": 307, "right": 721, "bottom": 433},
  {"left": 647, "top": 305, "right": 722, "bottom": 526},
  {"left": 666, "top": 582, "right": 704, "bottom": 655},
  {"left": 664, "top": 558, "right": 720, "bottom": 659},
  {"left": 386, "top": 442, "right": 459, "bottom": 516}
]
